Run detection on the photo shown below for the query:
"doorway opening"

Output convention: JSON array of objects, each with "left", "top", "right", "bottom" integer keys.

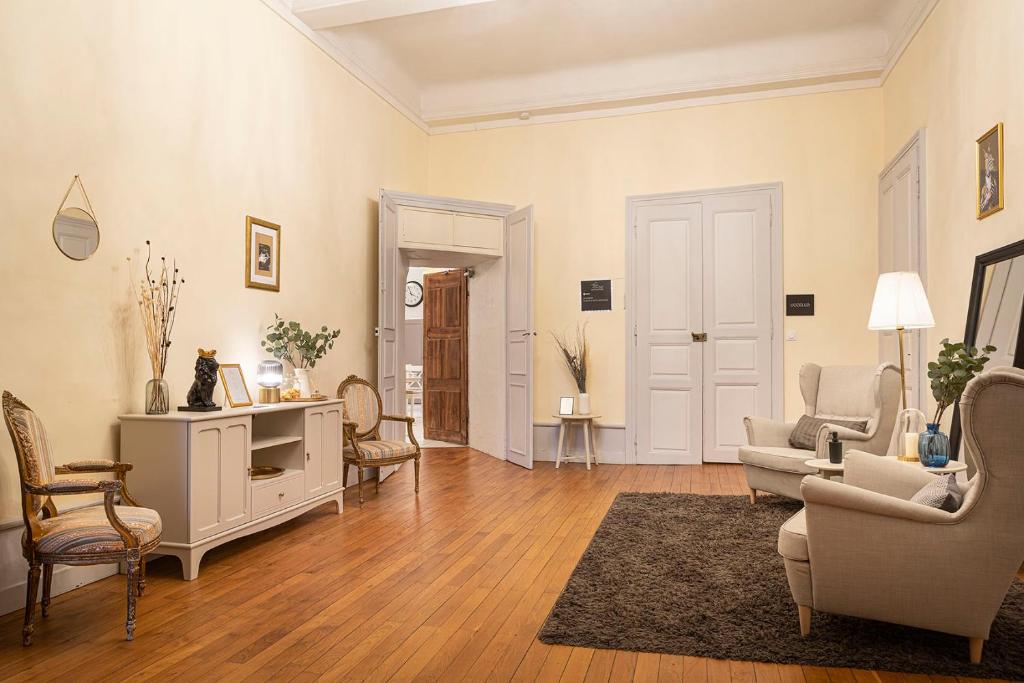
[{"left": 404, "top": 266, "right": 469, "bottom": 448}]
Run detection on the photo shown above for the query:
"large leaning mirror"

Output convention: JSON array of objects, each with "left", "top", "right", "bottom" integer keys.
[
  {"left": 950, "top": 238, "right": 1024, "bottom": 458},
  {"left": 53, "top": 206, "right": 100, "bottom": 260}
]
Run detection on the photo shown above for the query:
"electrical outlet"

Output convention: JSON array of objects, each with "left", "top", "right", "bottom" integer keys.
[{"left": 786, "top": 329, "right": 798, "bottom": 341}]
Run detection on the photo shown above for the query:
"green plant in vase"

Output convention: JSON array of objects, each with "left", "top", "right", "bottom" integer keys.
[
  {"left": 261, "top": 314, "right": 340, "bottom": 396},
  {"left": 923, "top": 338, "right": 995, "bottom": 466}
]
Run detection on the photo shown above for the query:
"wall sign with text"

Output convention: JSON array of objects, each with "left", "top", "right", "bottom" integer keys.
[
  {"left": 581, "top": 279, "right": 613, "bottom": 311},
  {"left": 786, "top": 294, "right": 815, "bottom": 316}
]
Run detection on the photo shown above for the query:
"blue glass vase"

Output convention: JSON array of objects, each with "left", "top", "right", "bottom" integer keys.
[{"left": 918, "top": 423, "right": 950, "bottom": 468}]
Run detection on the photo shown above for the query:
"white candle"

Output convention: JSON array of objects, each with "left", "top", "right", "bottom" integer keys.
[{"left": 903, "top": 432, "right": 918, "bottom": 459}]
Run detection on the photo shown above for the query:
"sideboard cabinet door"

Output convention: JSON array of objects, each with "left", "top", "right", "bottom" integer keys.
[
  {"left": 189, "top": 416, "right": 252, "bottom": 541},
  {"left": 304, "top": 408, "right": 325, "bottom": 498},
  {"left": 321, "top": 404, "right": 343, "bottom": 491}
]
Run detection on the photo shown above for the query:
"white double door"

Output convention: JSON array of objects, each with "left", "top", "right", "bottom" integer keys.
[{"left": 633, "top": 189, "right": 776, "bottom": 464}]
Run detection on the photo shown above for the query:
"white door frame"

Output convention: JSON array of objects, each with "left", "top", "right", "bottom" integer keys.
[
  {"left": 877, "top": 130, "right": 927, "bottom": 404},
  {"left": 378, "top": 190, "right": 518, "bottom": 461},
  {"left": 624, "top": 183, "right": 784, "bottom": 464}
]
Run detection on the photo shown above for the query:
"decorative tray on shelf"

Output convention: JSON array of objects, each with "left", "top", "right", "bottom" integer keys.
[
  {"left": 281, "top": 394, "right": 329, "bottom": 402},
  {"left": 250, "top": 466, "right": 285, "bottom": 480}
]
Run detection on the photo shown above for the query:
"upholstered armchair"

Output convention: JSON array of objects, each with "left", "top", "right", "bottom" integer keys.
[
  {"left": 739, "top": 363, "right": 901, "bottom": 502},
  {"left": 337, "top": 375, "right": 421, "bottom": 506},
  {"left": 2, "top": 391, "right": 162, "bottom": 645},
  {"left": 778, "top": 367, "right": 1024, "bottom": 663}
]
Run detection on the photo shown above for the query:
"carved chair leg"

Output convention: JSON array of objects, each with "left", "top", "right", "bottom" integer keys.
[
  {"left": 414, "top": 457, "right": 420, "bottom": 493},
  {"left": 41, "top": 564, "right": 53, "bottom": 617},
  {"left": 23, "top": 561, "right": 41, "bottom": 646},
  {"left": 125, "top": 551, "right": 140, "bottom": 641},
  {"left": 137, "top": 556, "right": 147, "bottom": 597},
  {"left": 357, "top": 466, "right": 364, "bottom": 506},
  {"left": 343, "top": 463, "right": 350, "bottom": 489},
  {"left": 375, "top": 471, "right": 380, "bottom": 494}
]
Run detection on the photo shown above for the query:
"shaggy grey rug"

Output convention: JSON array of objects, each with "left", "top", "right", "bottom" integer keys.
[{"left": 539, "top": 493, "right": 1024, "bottom": 680}]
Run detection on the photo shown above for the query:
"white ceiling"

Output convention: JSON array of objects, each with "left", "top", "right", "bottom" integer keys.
[{"left": 271, "top": 0, "right": 937, "bottom": 132}]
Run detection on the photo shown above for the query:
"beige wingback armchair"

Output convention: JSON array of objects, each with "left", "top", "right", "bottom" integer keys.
[
  {"left": 778, "top": 367, "right": 1024, "bottom": 663},
  {"left": 739, "top": 363, "right": 901, "bottom": 502}
]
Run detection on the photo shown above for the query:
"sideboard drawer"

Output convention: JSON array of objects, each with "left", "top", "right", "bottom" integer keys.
[{"left": 251, "top": 471, "right": 304, "bottom": 518}]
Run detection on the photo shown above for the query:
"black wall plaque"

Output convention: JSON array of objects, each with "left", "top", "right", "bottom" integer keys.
[
  {"left": 786, "top": 294, "right": 814, "bottom": 316},
  {"left": 581, "top": 279, "right": 612, "bottom": 311}
]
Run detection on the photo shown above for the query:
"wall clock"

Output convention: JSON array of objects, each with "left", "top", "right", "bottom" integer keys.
[{"left": 405, "top": 280, "right": 423, "bottom": 307}]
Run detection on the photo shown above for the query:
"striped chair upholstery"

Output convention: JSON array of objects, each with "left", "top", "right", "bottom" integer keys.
[
  {"left": 342, "top": 382, "right": 381, "bottom": 436},
  {"left": 6, "top": 400, "right": 56, "bottom": 513},
  {"left": 33, "top": 505, "right": 162, "bottom": 556},
  {"left": 344, "top": 440, "right": 417, "bottom": 460}
]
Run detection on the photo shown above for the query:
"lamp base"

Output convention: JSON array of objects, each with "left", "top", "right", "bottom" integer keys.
[{"left": 259, "top": 387, "right": 281, "bottom": 404}]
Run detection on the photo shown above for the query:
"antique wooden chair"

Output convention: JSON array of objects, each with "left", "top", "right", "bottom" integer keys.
[
  {"left": 2, "top": 391, "right": 162, "bottom": 645},
  {"left": 336, "top": 375, "right": 421, "bottom": 505}
]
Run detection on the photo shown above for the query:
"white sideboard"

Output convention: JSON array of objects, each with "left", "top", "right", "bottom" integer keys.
[{"left": 119, "top": 399, "right": 345, "bottom": 580}]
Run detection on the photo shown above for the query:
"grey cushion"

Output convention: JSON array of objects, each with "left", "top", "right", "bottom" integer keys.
[
  {"left": 789, "top": 414, "right": 867, "bottom": 450},
  {"left": 910, "top": 473, "right": 964, "bottom": 512}
]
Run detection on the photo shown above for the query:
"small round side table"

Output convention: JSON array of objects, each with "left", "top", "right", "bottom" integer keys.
[
  {"left": 882, "top": 455, "right": 969, "bottom": 474},
  {"left": 805, "top": 458, "right": 844, "bottom": 481},
  {"left": 553, "top": 414, "right": 601, "bottom": 470}
]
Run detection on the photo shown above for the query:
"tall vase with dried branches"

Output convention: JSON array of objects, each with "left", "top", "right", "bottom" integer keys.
[
  {"left": 552, "top": 324, "right": 590, "bottom": 414},
  {"left": 128, "top": 242, "right": 183, "bottom": 414}
]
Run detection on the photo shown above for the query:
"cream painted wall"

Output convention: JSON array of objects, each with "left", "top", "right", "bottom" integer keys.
[
  {"left": 428, "top": 90, "right": 885, "bottom": 424},
  {"left": 0, "top": 0, "right": 428, "bottom": 521},
  {"left": 883, "top": 0, "right": 1024, "bottom": 427}
]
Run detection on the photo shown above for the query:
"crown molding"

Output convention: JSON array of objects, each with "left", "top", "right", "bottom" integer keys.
[
  {"left": 262, "top": 0, "right": 935, "bottom": 135},
  {"left": 880, "top": 0, "right": 940, "bottom": 82},
  {"left": 259, "top": 0, "right": 430, "bottom": 133},
  {"left": 428, "top": 77, "right": 881, "bottom": 135}
]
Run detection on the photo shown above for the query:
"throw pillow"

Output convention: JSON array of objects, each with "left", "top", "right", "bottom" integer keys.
[
  {"left": 788, "top": 415, "right": 868, "bottom": 450},
  {"left": 910, "top": 473, "right": 964, "bottom": 512}
]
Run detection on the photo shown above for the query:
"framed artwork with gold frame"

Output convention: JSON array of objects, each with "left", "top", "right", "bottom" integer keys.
[
  {"left": 245, "top": 216, "right": 281, "bottom": 291},
  {"left": 977, "top": 123, "right": 1004, "bottom": 220},
  {"left": 218, "top": 364, "right": 253, "bottom": 408}
]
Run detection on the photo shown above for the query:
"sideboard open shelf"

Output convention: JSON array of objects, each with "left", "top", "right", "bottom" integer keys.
[{"left": 119, "top": 399, "right": 345, "bottom": 580}]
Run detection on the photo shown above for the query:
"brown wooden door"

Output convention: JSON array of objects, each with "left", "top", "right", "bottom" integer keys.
[{"left": 422, "top": 269, "right": 469, "bottom": 444}]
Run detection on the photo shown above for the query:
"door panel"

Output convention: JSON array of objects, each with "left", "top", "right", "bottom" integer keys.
[
  {"left": 505, "top": 206, "right": 534, "bottom": 468},
  {"left": 378, "top": 192, "right": 408, "bottom": 481},
  {"left": 635, "top": 203, "right": 703, "bottom": 464},
  {"left": 400, "top": 207, "right": 453, "bottom": 245},
  {"left": 423, "top": 269, "right": 469, "bottom": 444},
  {"left": 321, "top": 405, "right": 342, "bottom": 491},
  {"left": 701, "top": 193, "right": 774, "bottom": 463},
  {"left": 879, "top": 138, "right": 924, "bottom": 407},
  {"left": 188, "top": 417, "right": 251, "bottom": 542},
  {"left": 304, "top": 409, "right": 324, "bottom": 498}
]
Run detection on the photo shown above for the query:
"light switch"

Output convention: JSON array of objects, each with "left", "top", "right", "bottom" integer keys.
[{"left": 786, "top": 329, "right": 798, "bottom": 341}]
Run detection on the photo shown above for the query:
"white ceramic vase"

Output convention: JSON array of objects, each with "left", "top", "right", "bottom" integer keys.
[
  {"left": 293, "top": 368, "right": 312, "bottom": 397},
  {"left": 578, "top": 392, "right": 591, "bottom": 415}
]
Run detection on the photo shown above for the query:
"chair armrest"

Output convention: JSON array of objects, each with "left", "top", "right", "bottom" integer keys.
[
  {"left": 381, "top": 414, "right": 414, "bottom": 424},
  {"left": 814, "top": 423, "right": 873, "bottom": 457},
  {"left": 56, "top": 459, "right": 133, "bottom": 474},
  {"left": 24, "top": 479, "right": 121, "bottom": 496},
  {"left": 743, "top": 416, "right": 797, "bottom": 447},
  {"left": 841, "top": 450, "right": 934, "bottom": 500},
  {"left": 801, "top": 476, "right": 952, "bottom": 524}
]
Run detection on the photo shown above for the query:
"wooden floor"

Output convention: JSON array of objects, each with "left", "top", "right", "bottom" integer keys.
[{"left": 0, "top": 449, "right": 1006, "bottom": 682}]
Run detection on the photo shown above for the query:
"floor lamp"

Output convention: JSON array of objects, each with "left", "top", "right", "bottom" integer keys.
[{"left": 868, "top": 271, "right": 935, "bottom": 411}]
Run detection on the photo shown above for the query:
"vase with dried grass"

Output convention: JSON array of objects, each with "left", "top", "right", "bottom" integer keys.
[
  {"left": 552, "top": 324, "right": 590, "bottom": 415},
  {"left": 129, "top": 242, "right": 183, "bottom": 415}
]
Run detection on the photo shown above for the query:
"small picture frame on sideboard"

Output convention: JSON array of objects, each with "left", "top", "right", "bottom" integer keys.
[
  {"left": 219, "top": 364, "right": 253, "bottom": 408},
  {"left": 558, "top": 396, "right": 574, "bottom": 416}
]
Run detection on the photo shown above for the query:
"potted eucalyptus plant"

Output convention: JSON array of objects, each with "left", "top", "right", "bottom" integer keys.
[
  {"left": 261, "top": 315, "right": 340, "bottom": 397},
  {"left": 924, "top": 338, "right": 995, "bottom": 466}
]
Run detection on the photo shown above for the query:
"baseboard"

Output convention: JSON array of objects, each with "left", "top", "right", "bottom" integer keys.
[
  {"left": 533, "top": 421, "right": 626, "bottom": 464},
  {"left": 0, "top": 518, "right": 118, "bottom": 617}
]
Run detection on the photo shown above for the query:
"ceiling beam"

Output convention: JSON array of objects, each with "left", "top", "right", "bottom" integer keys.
[{"left": 292, "top": 0, "right": 497, "bottom": 30}]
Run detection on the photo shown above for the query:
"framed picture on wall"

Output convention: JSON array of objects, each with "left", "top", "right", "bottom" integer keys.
[
  {"left": 245, "top": 216, "right": 281, "bottom": 291},
  {"left": 977, "top": 123, "right": 1004, "bottom": 219}
]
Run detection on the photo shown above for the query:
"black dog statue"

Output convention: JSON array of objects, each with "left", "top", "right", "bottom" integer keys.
[{"left": 179, "top": 348, "right": 222, "bottom": 412}]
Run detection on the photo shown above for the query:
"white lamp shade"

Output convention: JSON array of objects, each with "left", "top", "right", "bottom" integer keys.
[{"left": 868, "top": 271, "right": 935, "bottom": 330}]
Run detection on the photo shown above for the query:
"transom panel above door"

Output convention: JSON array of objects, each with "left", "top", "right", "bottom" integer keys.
[{"left": 627, "top": 185, "right": 782, "bottom": 465}]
